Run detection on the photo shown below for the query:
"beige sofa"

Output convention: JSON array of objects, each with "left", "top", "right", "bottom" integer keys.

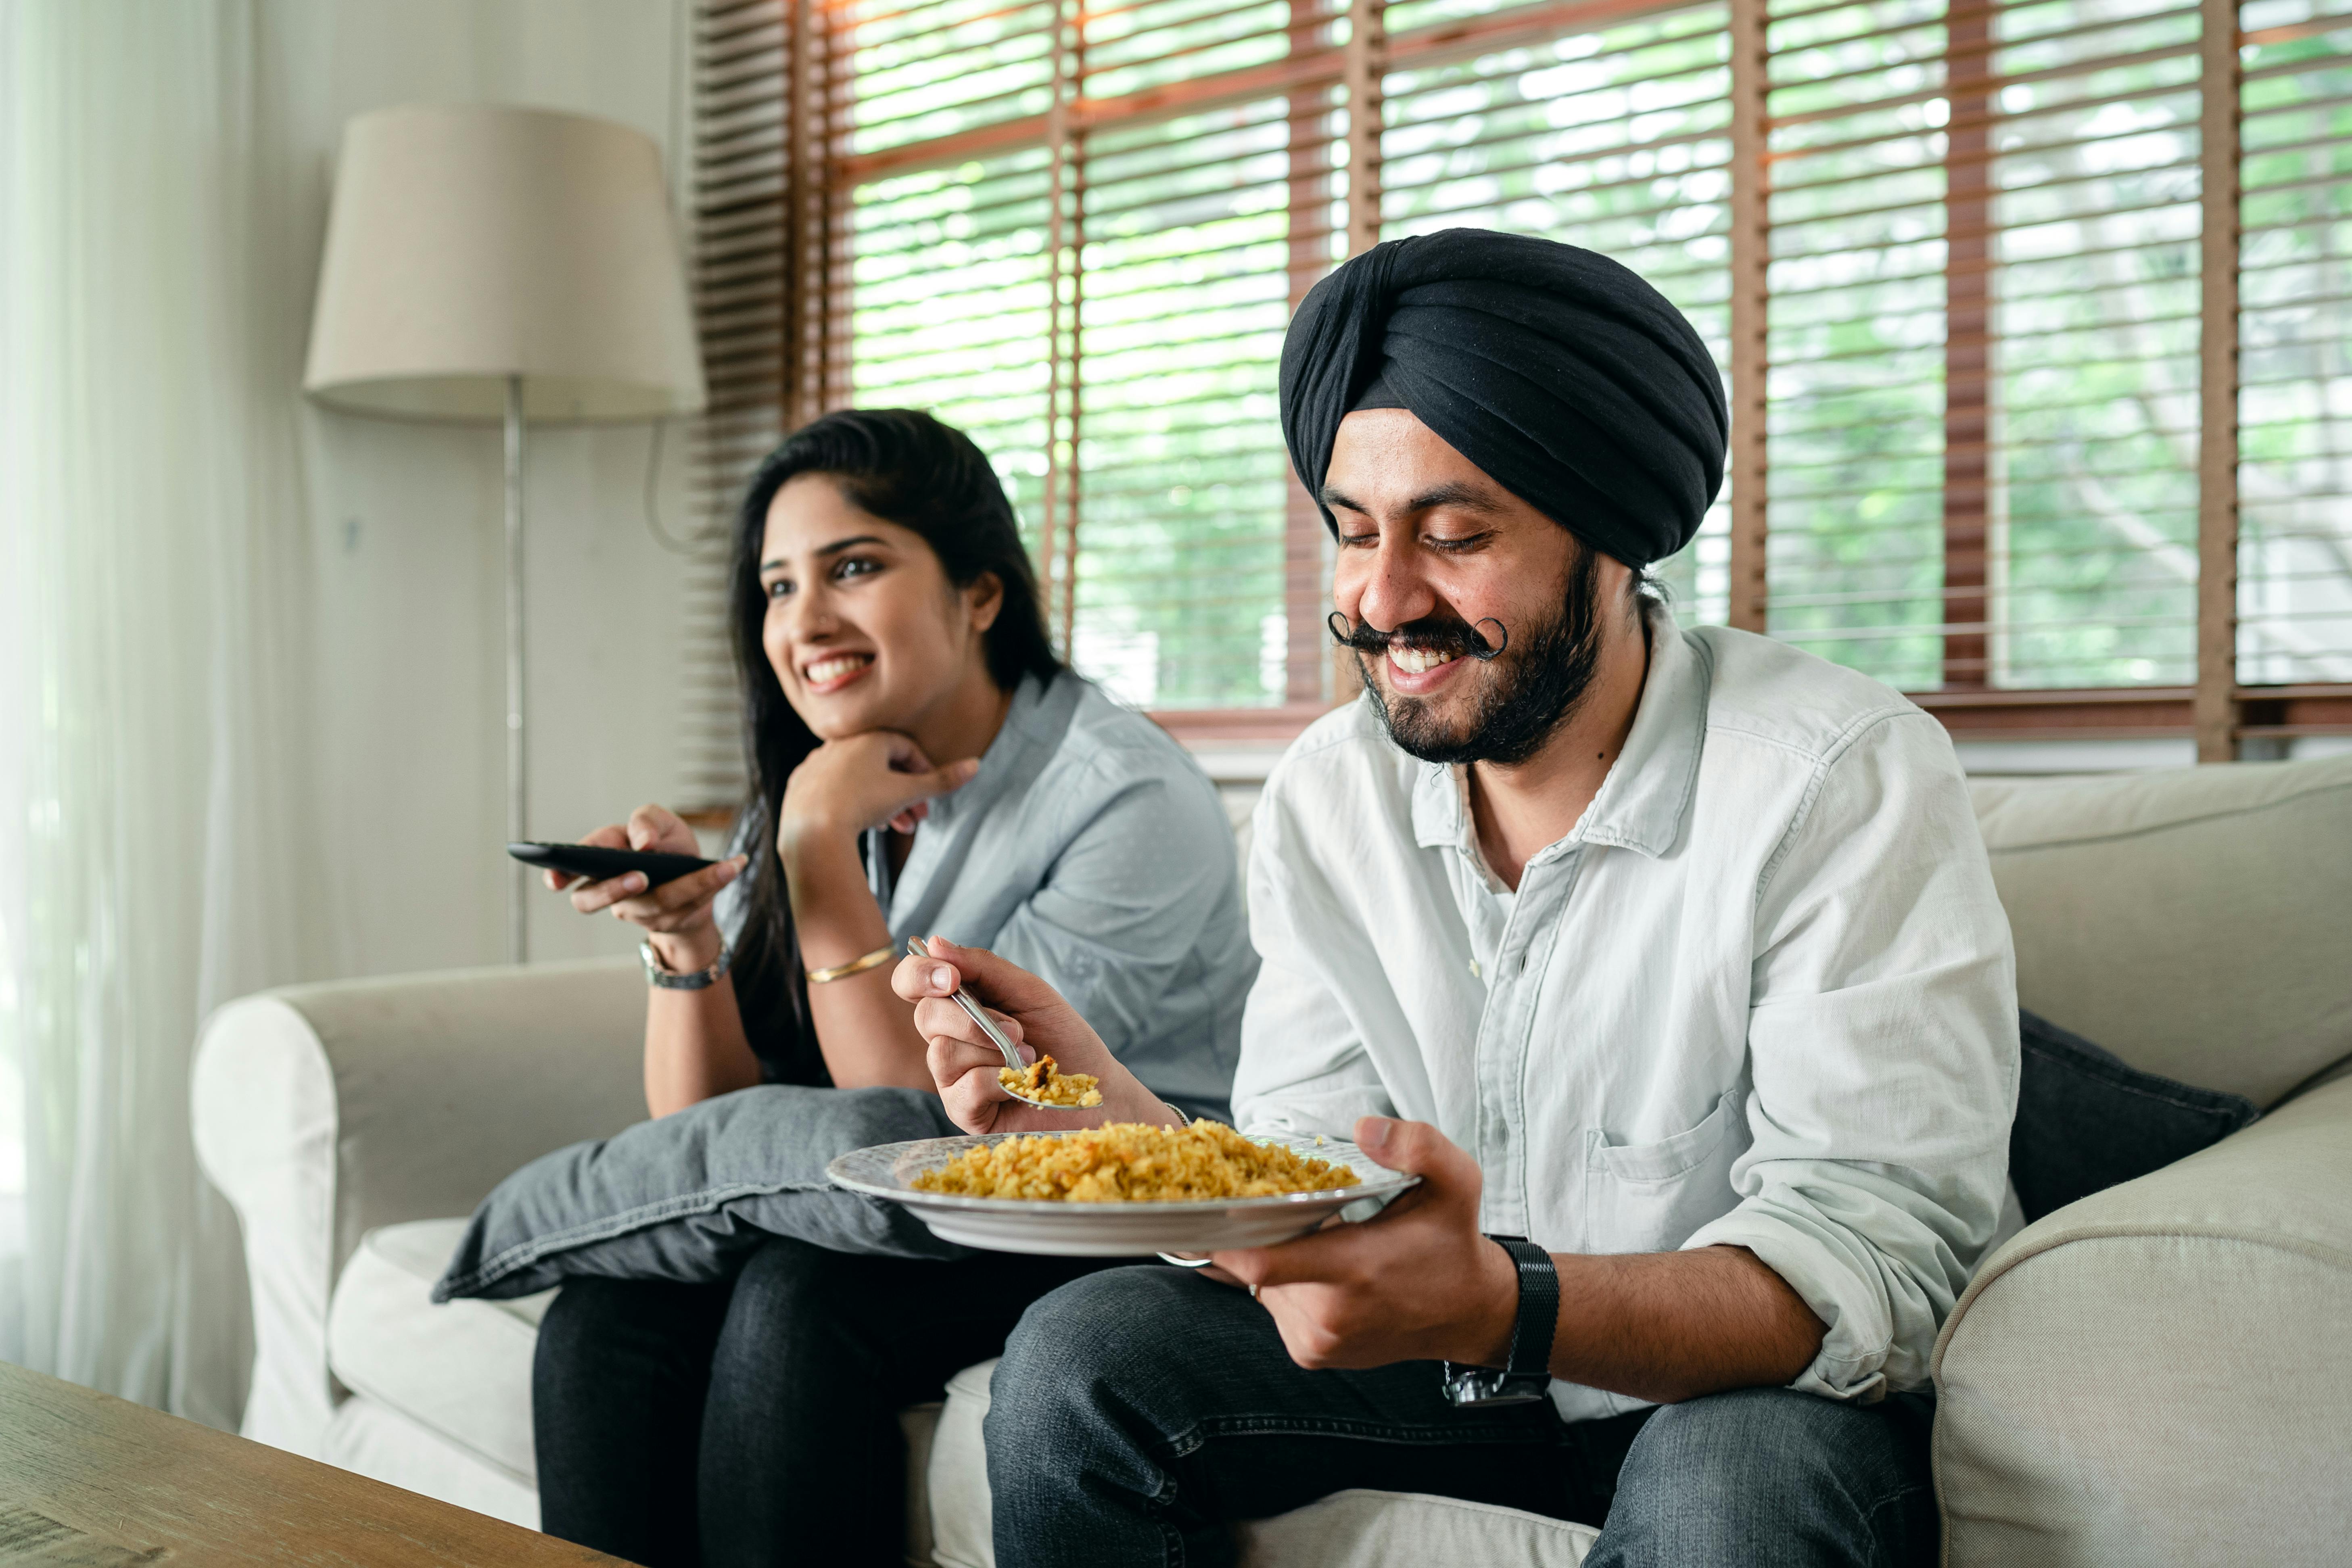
[{"left": 192, "top": 754, "right": 2352, "bottom": 1566}]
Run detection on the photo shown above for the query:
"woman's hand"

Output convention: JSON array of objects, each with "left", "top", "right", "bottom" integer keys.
[
  {"left": 891, "top": 938, "right": 1174, "bottom": 1135},
  {"left": 551, "top": 804, "right": 746, "bottom": 973},
  {"left": 780, "top": 732, "right": 979, "bottom": 849}
]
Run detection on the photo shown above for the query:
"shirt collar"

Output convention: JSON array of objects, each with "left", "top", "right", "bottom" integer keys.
[
  {"left": 924, "top": 671, "right": 1052, "bottom": 826},
  {"left": 1408, "top": 605, "right": 1709, "bottom": 862},
  {"left": 1578, "top": 608, "right": 1708, "bottom": 857}
]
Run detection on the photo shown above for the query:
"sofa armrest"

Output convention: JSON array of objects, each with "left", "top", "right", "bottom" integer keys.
[
  {"left": 192, "top": 957, "right": 646, "bottom": 1457},
  {"left": 1931, "top": 1076, "right": 2352, "bottom": 1567}
]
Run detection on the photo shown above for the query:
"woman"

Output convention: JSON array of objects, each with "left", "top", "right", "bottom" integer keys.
[{"left": 528, "top": 409, "right": 1253, "bottom": 1567}]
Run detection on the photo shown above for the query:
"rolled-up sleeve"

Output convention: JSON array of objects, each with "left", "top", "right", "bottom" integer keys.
[{"left": 1682, "top": 711, "right": 2019, "bottom": 1403}]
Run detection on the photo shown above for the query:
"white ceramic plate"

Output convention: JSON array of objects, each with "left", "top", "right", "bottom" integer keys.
[{"left": 827, "top": 1131, "right": 1419, "bottom": 1256}]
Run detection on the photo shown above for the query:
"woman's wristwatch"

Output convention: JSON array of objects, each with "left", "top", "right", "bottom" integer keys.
[
  {"left": 1440, "top": 1235, "right": 1559, "bottom": 1406},
  {"left": 640, "top": 938, "right": 733, "bottom": 990}
]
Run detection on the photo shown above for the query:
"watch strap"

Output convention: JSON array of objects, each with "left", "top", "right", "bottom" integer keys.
[
  {"left": 1495, "top": 1235, "right": 1559, "bottom": 1382},
  {"left": 1439, "top": 1234, "right": 1558, "bottom": 1407},
  {"left": 640, "top": 939, "right": 733, "bottom": 990}
]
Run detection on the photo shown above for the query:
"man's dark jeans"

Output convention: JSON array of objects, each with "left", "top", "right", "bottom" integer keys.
[
  {"left": 986, "top": 1266, "right": 1940, "bottom": 1568},
  {"left": 533, "top": 1234, "right": 1105, "bottom": 1568}
]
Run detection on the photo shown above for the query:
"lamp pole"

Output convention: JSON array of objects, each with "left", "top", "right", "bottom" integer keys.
[
  {"left": 505, "top": 373, "right": 528, "bottom": 964},
  {"left": 301, "top": 106, "right": 706, "bottom": 969}
]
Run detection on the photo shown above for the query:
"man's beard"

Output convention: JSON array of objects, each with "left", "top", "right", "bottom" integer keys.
[{"left": 1350, "top": 548, "right": 1606, "bottom": 767}]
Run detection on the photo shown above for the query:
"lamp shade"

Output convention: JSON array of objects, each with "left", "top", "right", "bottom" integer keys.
[{"left": 304, "top": 103, "right": 706, "bottom": 423}]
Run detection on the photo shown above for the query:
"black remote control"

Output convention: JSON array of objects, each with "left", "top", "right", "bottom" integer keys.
[{"left": 507, "top": 841, "right": 715, "bottom": 889}]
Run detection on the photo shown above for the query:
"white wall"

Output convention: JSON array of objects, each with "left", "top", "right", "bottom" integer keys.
[{"left": 263, "top": 0, "right": 700, "bottom": 976}]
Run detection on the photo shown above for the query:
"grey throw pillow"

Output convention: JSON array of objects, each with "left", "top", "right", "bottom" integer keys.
[
  {"left": 433, "top": 1083, "right": 968, "bottom": 1302},
  {"left": 2010, "top": 1010, "right": 2258, "bottom": 1223}
]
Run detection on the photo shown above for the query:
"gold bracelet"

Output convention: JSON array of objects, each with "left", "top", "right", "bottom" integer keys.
[{"left": 805, "top": 943, "right": 897, "bottom": 984}]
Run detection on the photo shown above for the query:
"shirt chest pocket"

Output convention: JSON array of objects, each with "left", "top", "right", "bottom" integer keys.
[{"left": 1582, "top": 1090, "right": 1746, "bottom": 1257}]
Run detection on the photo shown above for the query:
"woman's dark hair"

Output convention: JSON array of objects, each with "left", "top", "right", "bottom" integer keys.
[{"left": 723, "top": 408, "right": 1061, "bottom": 1078}]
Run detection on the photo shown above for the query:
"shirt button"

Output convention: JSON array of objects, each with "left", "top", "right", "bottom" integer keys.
[{"left": 1468, "top": 958, "right": 1481, "bottom": 978}]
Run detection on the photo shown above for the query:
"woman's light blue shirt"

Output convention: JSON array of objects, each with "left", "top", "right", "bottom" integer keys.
[{"left": 725, "top": 671, "right": 1254, "bottom": 1120}]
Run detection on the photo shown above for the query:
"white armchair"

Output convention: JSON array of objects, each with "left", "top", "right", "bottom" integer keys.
[
  {"left": 196, "top": 755, "right": 2352, "bottom": 1566},
  {"left": 192, "top": 957, "right": 646, "bottom": 1521}
]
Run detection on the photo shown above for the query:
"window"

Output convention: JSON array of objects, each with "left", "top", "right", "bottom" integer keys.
[
  {"left": 2240, "top": 0, "right": 2352, "bottom": 687},
  {"left": 1378, "top": 0, "right": 1736, "bottom": 623},
  {"left": 1762, "top": 0, "right": 2207, "bottom": 692},
  {"left": 679, "top": 0, "right": 2351, "bottom": 802},
  {"left": 830, "top": 0, "right": 1327, "bottom": 721}
]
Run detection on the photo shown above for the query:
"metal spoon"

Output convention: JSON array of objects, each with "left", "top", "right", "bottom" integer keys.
[{"left": 906, "top": 937, "right": 1076, "bottom": 1111}]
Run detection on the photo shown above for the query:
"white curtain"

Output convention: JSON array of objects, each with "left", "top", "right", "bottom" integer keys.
[{"left": 0, "top": 0, "right": 322, "bottom": 1426}]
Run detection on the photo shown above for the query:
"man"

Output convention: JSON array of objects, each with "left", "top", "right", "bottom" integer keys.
[{"left": 895, "top": 228, "right": 2017, "bottom": 1567}]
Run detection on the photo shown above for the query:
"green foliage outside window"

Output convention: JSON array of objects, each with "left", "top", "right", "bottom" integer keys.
[{"left": 844, "top": 0, "right": 2352, "bottom": 707}]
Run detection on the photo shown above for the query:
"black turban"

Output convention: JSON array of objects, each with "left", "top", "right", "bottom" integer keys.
[{"left": 1278, "top": 229, "right": 1728, "bottom": 568}]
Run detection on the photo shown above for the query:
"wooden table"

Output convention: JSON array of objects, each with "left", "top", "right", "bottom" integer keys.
[{"left": 0, "top": 1359, "right": 623, "bottom": 1565}]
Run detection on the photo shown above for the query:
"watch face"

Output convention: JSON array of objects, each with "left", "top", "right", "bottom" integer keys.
[{"left": 1439, "top": 1363, "right": 1548, "bottom": 1408}]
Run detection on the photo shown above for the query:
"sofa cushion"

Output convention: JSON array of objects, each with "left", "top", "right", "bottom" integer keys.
[
  {"left": 2010, "top": 1010, "right": 2258, "bottom": 1222},
  {"left": 324, "top": 1394, "right": 543, "bottom": 1530},
  {"left": 1242, "top": 1491, "right": 1599, "bottom": 1566},
  {"left": 925, "top": 1359, "right": 1601, "bottom": 1568},
  {"left": 329, "top": 1218, "right": 551, "bottom": 1484},
  {"left": 1968, "top": 754, "right": 2352, "bottom": 1108}
]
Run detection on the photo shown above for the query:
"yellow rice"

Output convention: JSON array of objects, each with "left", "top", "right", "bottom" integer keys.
[
  {"left": 912, "top": 1119, "right": 1361, "bottom": 1203},
  {"left": 998, "top": 1054, "right": 1103, "bottom": 1107}
]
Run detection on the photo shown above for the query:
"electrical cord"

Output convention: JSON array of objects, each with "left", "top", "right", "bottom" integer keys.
[
  {"left": 641, "top": 1, "right": 727, "bottom": 560},
  {"left": 641, "top": 418, "right": 727, "bottom": 556}
]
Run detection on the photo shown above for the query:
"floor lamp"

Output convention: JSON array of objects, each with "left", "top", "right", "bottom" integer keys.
[{"left": 303, "top": 104, "right": 706, "bottom": 963}]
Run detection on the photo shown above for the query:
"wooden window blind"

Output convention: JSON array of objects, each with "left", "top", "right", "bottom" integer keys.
[
  {"left": 2239, "top": 0, "right": 2352, "bottom": 685},
  {"left": 770, "top": 0, "right": 1334, "bottom": 725},
  {"left": 673, "top": 0, "right": 2351, "bottom": 806},
  {"left": 1379, "top": 0, "right": 1736, "bottom": 622},
  {"left": 848, "top": 151, "right": 1057, "bottom": 562},
  {"left": 1758, "top": 0, "right": 1953, "bottom": 689},
  {"left": 1762, "top": 0, "right": 2208, "bottom": 692},
  {"left": 679, "top": 0, "right": 796, "bottom": 810},
  {"left": 1067, "top": 98, "right": 1300, "bottom": 708},
  {"left": 1977, "top": 0, "right": 2204, "bottom": 689}
]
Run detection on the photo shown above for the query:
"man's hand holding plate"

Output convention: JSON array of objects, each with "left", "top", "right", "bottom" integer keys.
[{"left": 1210, "top": 1117, "right": 1522, "bottom": 1373}]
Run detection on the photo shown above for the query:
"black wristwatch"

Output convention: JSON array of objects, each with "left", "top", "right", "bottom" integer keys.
[{"left": 1440, "top": 1235, "right": 1559, "bottom": 1407}]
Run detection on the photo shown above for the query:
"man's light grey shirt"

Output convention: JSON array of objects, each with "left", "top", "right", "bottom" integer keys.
[
  {"left": 1232, "top": 612, "right": 2019, "bottom": 1419},
  {"left": 722, "top": 671, "right": 1255, "bottom": 1117}
]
